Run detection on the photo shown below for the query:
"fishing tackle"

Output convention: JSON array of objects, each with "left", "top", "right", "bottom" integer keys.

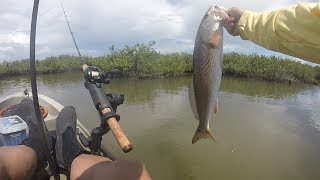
[
  {"left": 28, "top": 1, "right": 133, "bottom": 178},
  {"left": 60, "top": 2, "right": 132, "bottom": 154},
  {"left": 30, "top": 0, "right": 60, "bottom": 179}
]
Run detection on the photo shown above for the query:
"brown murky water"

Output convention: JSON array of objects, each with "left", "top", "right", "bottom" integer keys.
[{"left": 1, "top": 73, "right": 320, "bottom": 180}]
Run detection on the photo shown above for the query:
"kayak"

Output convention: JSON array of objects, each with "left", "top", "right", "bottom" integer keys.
[
  {"left": 0, "top": 91, "right": 115, "bottom": 179},
  {"left": 0, "top": 92, "right": 91, "bottom": 141}
]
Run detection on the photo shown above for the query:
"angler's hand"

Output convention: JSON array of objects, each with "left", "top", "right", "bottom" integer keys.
[{"left": 221, "top": 7, "right": 244, "bottom": 36}]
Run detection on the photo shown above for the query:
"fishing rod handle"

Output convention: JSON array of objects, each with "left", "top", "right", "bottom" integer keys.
[
  {"left": 83, "top": 64, "right": 133, "bottom": 153},
  {"left": 102, "top": 108, "right": 133, "bottom": 153}
]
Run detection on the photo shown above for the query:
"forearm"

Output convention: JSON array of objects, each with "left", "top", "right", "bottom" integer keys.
[
  {"left": 0, "top": 145, "right": 37, "bottom": 180},
  {"left": 238, "top": 2, "right": 320, "bottom": 63}
]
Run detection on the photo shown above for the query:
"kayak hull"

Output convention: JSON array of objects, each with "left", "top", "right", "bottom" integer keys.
[{"left": 0, "top": 92, "right": 91, "bottom": 139}]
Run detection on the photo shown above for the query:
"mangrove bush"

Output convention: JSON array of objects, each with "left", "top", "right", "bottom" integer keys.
[
  {"left": 0, "top": 43, "right": 319, "bottom": 84},
  {"left": 224, "top": 52, "right": 320, "bottom": 84}
]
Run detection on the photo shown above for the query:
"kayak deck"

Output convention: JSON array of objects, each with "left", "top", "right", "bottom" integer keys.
[
  {"left": 0, "top": 93, "right": 93, "bottom": 179},
  {"left": 0, "top": 92, "right": 91, "bottom": 137},
  {"left": 0, "top": 92, "right": 116, "bottom": 179}
]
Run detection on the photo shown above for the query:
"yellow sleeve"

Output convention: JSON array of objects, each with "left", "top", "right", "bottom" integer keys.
[{"left": 238, "top": 2, "right": 320, "bottom": 64}]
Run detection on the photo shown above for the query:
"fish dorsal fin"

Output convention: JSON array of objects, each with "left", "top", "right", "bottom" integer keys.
[
  {"left": 188, "top": 77, "right": 199, "bottom": 120},
  {"left": 214, "top": 98, "right": 218, "bottom": 113}
]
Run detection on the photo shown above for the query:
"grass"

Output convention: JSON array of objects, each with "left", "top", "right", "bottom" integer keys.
[
  {"left": 0, "top": 42, "right": 319, "bottom": 84},
  {"left": 223, "top": 52, "right": 320, "bottom": 84}
]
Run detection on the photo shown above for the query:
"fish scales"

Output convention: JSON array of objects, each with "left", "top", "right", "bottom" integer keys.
[{"left": 189, "top": 6, "right": 224, "bottom": 144}]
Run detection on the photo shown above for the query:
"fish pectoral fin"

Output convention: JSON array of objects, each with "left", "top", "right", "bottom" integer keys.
[
  {"left": 192, "top": 128, "right": 216, "bottom": 144},
  {"left": 208, "top": 31, "right": 222, "bottom": 48},
  {"left": 188, "top": 78, "right": 199, "bottom": 120},
  {"left": 214, "top": 99, "right": 218, "bottom": 113}
]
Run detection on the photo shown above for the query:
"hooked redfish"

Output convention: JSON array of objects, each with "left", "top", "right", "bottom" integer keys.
[{"left": 189, "top": 5, "right": 225, "bottom": 144}]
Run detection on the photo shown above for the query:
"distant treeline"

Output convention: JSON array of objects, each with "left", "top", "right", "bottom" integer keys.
[{"left": 0, "top": 42, "right": 319, "bottom": 84}]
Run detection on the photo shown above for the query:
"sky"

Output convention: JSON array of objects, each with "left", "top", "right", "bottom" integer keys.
[{"left": 0, "top": 0, "right": 317, "bottom": 65}]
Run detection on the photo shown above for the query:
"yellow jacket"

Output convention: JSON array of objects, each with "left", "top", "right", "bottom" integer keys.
[{"left": 238, "top": 1, "right": 320, "bottom": 64}]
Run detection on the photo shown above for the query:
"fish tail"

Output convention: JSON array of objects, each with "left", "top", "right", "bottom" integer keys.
[{"left": 192, "top": 128, "right": 216, "bottom": 144}]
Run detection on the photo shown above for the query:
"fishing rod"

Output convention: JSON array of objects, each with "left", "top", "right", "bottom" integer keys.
[
  {"left": 30, "top": 0, "right": 60, "bottom": 179},
  {"left": 61, "top": 2, "right": 84, "bottom": 64},
  {"left": 60, "top": 2, "right": 133, "bottom": 153}
]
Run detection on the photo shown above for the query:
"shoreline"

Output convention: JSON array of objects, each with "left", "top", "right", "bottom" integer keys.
[{"left": 0, "top": 44, "right": 319, "bottom": 84}]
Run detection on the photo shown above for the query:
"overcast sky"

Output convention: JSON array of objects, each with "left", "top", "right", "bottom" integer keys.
[{"left": 0, "top": 0, "right": 316, "bottom": 63}]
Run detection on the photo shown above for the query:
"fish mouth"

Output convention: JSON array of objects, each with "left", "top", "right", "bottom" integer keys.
[
  {"left": 205, "top": 5, "right": 226, "bottom": 21},
  {"left": 213, "top": 5, "right": 228, "bottom": 20},
  {"left": 201, "top": 7, "right": 223, "bottom": 32},
  {"left": 203, "top": 6, "right": 215, "bottom": 20},
  {"left": 205, "top": 6, "right": 214, "bottom": 16}
]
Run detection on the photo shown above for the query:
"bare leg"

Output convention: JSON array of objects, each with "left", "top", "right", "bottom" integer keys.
[
  {"left": 70, "top": 154, "right": 151, "bottom": 180},
  {"left": 0, "top": 145, "right": 37, "bottom": 180},
  {"left": 55, "top": 106, "right": 151, "bottom": 179}
]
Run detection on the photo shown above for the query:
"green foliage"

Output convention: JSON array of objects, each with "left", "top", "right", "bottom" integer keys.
[
  {"left": 86, "top": 41, "right": 192, "bottom": 78},
  {"left": 223, "top": 52, "right": 320, "bottom": 84},
  {"left": 0, "top": 59, "right": 30, "bottom": 76},
  {"left": 0, "top": 55, "right": 82, "bottom": 76},
  {"left": 0, "top": 43, "right": 319, "bottom": 84},
  {"left": 36, "top": 55, "right": 83, "bottom": 73}
]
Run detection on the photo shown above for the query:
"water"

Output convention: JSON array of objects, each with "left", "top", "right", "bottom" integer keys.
[{"left": 1, "top": 73, "right": 320, "bottom": 180}]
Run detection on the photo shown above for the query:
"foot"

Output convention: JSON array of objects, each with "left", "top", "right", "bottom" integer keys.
[{"left": 55, "top": 106, "right": 84, "bottom": 169}]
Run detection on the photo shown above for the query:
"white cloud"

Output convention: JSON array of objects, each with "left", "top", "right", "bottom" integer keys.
[
  {"left": 0, "top": 0, "right": 317, "bottom": 64},
  {"left": 0, "top": 32, "right": 29, "bottom": 45}
]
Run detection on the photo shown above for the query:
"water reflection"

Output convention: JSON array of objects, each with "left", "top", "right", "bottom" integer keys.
[
  {"left": 37, "top": 72, "right": 83, "bottom": 87},
  {"left": 105, "top": 76, "right": 190, "bottom": 104},
  {"left": 0, "top": 73, "right": 320, "bottom": 180},
  {"left": 220, "top": 76, "right": 311, "bottom": 99},
  {"left": 1, "top": 73, "right": 311, "bottom": 103}
]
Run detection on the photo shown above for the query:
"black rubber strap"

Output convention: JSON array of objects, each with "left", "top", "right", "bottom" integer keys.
[{"left": 100, "top": 111, "right": 120, "bottom": 122}]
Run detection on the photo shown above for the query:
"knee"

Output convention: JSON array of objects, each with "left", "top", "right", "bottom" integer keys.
[
  {"left": 60, "top": 106, "right": 76, "bottom": 116},
  {"left": 62, "top": 106, "right": 76, "bottom": 112}
]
